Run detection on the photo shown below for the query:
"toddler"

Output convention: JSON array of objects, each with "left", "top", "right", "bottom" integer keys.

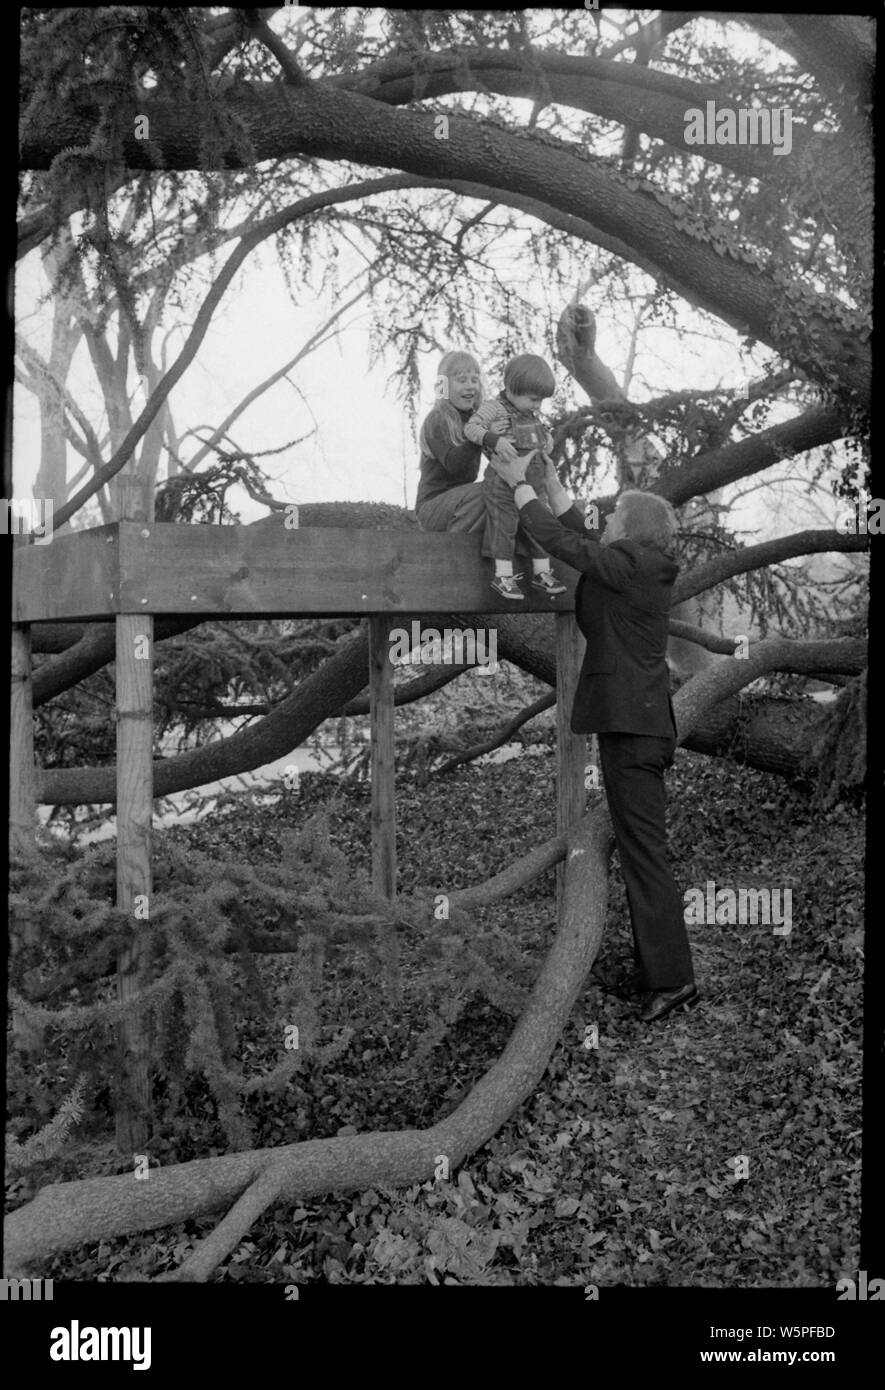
[{"left": 465, "top": 354, "right": 566, "bottom": 600}]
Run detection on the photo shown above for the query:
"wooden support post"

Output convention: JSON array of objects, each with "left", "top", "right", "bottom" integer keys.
[
  {"left": 115, "top": 474, "right": 154, "bottom": 1153},
  {"left": 10, "top": 589, "right": 43, "bottom": 1055},
  {"left": 555, "top": 613, "right": 586, "bottom": 925},
  {"left": 368, "top": 615, "right": 396, "bottom": 901},
  {"left": 119, "top": 472, "right": 149, "bottom": 522},
  {"left": 115, "top": 612, "right": 154, "bottom": 1153},
  {"left": 368, "top": 615, "right": 400, "bottom": 1004},
  {"left": 10, "top": 612, "right": 36, "bottom": 856}
]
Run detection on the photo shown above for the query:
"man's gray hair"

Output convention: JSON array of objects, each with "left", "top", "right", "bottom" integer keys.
[{"left": 617, "top": 490, "right": 678, "bottom": 551}]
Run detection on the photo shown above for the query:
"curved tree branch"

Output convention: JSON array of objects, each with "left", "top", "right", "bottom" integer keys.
[
  {"left": 673, "top": 531, "right": 868, "bottom": 606},
  {"left": 657, "top": 406, "right": 852, "bottom": 508},
  {"left": 22, "top": 85, "right": 870, "bottom": 404},
  {"left": 244, "top": 9, "right": 310, "bottom": 87},
  {"left": 673, "top": 637, "right": 866, "bottom": 740},
  {"left": 435, "top": 691, "right": 556, "bottom": 776}
]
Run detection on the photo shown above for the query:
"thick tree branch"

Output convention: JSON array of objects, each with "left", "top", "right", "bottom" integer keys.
[
  {"left": 156, "top": 1168, "right": 287, "bottom": 1283},
  {"left": 667, "top": 620, "right": 747, "bottom": 656},
  {"left": 672, "top": 532, "right": 868, "bottom": 607},
  {"left": 435, "top": 691, "right": 556, "bottom": 776},
  {"left": 170, "top": 660, "right": 474, "bottom": 723},
  {"left": 421, "top": 177, "right": 663, "bottom": 281},
  {"left": 201, "top": 7, "right": 276, "bottom": 73},
  {"left": 16, "top": 339, "right": 105, "bottom": 475},
  {"left": 673, "top": 638, "right": 866, "bottom": 741},
  {"left": 33, "top": 618, "right": 204, "bottom": 707},
  {"left": 656, "top": 405, "right": 851, "bottom": 508},
  {"left": 345, "top": 662, "right": 471, "bottom": 717},
  {"left": 328, "top": 47, "right": 821, "bottom": 178},
  {"left": 21, "top": 85, "right": 870, "bottom": 403},
  {"left": 599, "top": 11, "right": 693, "bottom": 61},
  {"left": 243, "top": 8, "right": 310, "bottom": 87}
]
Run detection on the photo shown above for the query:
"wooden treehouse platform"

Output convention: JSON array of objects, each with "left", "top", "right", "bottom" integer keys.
[
  {"left": 11, "top": 521, "right": 587, "bottom": 1148},
  {"left": 12, "top": 521, "right": 578, "bottom": 621},
  {"left": 12, "top": 520, "right": 587, "bottom": 883}
]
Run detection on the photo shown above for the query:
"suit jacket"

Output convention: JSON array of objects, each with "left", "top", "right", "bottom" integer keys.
[{"left": 518, "top": 497, "right": 678, "bottom": 737}]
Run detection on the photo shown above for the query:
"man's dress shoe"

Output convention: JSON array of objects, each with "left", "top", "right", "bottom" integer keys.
[{"left": 640, "top": 983, "right": 699, "bottom": 1023}]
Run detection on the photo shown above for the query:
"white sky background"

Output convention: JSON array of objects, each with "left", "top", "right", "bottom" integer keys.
[{"left": 13, "top": 8, "right": 860, "bottom": 545}]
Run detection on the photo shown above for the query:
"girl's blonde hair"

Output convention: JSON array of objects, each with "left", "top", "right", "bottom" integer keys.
[{"left": 419, "top": 350, "right": 483, "bottom": 452}]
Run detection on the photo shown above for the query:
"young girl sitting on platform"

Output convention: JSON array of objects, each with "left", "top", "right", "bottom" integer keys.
[{"left": 465, "top": 353, "right": 566, "bottom": 600}]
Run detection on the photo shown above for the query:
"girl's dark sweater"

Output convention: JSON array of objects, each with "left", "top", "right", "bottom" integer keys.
[{"left": 416, "top": 407, "right": 496, "bottom": 510}]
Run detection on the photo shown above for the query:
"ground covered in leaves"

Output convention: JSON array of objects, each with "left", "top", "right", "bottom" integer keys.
[{"left": 28, "top": 748, "right": 862, "bottom": 1286}]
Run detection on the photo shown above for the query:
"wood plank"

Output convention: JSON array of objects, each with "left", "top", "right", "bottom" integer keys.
[
  {"left": 114, "top": 612, "right": 154, "bottom": 1153},
  {"left": 555, "top": 612, "right": 587, "bottom": 924},
  {"left": 117, "top": 522, "right": 577, "bottom": 616},
  {"left": 12, "top": 524, "right": 120, "bottom": 622}
]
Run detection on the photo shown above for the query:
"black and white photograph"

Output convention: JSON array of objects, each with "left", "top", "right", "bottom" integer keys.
[{"left": 5, "top": 2, "right": 879, "bottom": 1368}]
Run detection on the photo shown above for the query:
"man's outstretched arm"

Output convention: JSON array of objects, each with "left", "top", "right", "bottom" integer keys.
[{"left": 514, "top": 491, "right": 634, "bottom": 588}]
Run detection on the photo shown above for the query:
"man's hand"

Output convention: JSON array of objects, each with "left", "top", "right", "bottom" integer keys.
[
  {"left": 489, "top": 450, "right": 529, "bottom": 487},
  {"left": 491, "top": 437, "right": 521, "bottom": 465}
]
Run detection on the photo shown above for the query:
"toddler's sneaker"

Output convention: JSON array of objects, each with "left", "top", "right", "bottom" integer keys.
[
  {"left": 531, "top": 569, "right": 567, "bottom": 596},
  {"left": 491, "top": 572, "right": 526, "bottom": 600}
]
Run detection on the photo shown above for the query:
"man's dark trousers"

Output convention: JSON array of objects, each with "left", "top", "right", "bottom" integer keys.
[{"left": 597, "top": 731, "right": 694, "bottom": 992}]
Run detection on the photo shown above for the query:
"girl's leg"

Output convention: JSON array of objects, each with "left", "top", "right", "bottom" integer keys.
[{"left": 416, "top": 481, "right": 486, "bottom": 534}]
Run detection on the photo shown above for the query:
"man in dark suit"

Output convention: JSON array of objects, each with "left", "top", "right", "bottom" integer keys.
[{"left": 489, "top": 454, "right": 698, "bottom": 1023}]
